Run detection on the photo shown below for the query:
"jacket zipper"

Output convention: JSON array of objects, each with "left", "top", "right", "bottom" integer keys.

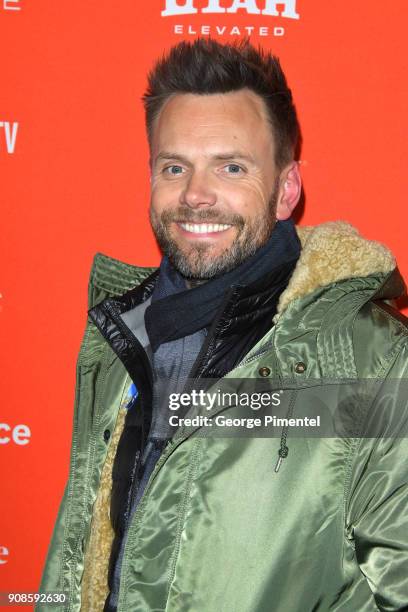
[{"left": 104, "top": 301, "right": 155, "bottom": 525}]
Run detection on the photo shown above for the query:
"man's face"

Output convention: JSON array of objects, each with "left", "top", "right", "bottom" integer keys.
[{"left": 149, "top": 89, "right": 283, "bottom": 280}]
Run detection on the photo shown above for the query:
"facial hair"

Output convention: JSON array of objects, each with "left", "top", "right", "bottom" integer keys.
[{"left": 150, "top": 184, "right": 279, "bottom": 281}]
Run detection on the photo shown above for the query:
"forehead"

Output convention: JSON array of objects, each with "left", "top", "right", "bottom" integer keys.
[{"left": 151, "top": 89, "right": 275, "bottom": 158}]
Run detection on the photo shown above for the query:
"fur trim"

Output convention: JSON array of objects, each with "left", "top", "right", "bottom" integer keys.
[
  {"left": 81, "top": 407, "right": 127, "bottom": 611},
  {"left": 276, "top": 221, "right": 395, "bottom": 317}
]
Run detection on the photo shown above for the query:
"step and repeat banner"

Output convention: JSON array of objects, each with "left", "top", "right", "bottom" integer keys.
[{"left": 1, "top": 0, "right": 407, "bottom": 604}]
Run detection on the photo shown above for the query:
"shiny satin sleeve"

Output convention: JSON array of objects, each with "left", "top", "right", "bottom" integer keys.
[{"left": 346, "top": 343, "right": 408, "bottom": 611}]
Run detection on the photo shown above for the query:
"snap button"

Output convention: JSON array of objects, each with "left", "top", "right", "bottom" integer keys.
[
  {"left": 294, "top": 361, "right": 306, "bottom": 374},
  {"left": 259, "top": 366, "right": 271, "bottom": 377},
  {"left": 103, "top": 429, "right": 111, "bottom": 443}
]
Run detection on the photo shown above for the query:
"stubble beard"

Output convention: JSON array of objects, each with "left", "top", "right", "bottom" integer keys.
[{"left": 150, "top": 188, "right": 279, "bottom": 281}]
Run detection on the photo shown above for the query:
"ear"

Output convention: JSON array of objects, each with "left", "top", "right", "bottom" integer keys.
[{"left": 275, "top": 162, "right": 302, "bottom": 221}]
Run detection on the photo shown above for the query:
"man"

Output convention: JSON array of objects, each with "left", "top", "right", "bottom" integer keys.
[{"left": 39, "top": 40, "right": 408, "bottom": 611}]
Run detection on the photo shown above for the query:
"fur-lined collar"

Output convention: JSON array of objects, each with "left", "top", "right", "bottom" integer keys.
[{"left": 276, "top": 221, "right": 397, "bottom": 316}]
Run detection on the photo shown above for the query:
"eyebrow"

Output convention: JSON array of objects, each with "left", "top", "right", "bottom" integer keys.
[{"left": 155, "top": 151, "right": 256, "bottom": 165}]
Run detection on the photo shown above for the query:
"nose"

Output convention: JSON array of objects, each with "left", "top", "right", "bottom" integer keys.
[{"left": 180, "top": 169, "right": 217, "bottom": 209}]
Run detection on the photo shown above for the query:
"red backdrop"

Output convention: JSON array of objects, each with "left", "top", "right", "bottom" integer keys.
[{"left": 1, "top": 0, "right": 407, "bottom": 604}]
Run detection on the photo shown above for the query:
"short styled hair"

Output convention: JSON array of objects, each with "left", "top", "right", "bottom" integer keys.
[{"left": 142, "top": 38, "right": 300, "bottom": 169}]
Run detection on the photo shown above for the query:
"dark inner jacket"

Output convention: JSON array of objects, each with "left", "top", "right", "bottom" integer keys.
[{"left": 88, "top": 220, "right": 301, "bottom": 611}]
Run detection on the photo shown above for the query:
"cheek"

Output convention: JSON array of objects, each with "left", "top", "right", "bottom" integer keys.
[
  {"left": 226, "top": 177, "right": 270, "bottom": 213},
  {"left": 150, "top": 181, "right": 180, "bottom": 213}
]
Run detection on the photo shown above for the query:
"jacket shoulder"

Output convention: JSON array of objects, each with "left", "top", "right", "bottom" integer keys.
[
  {"left": 371, "top": 299, "right": 408, "bottom": 329},
  {"left": 352, "top": 298, "right": 408, "bottom": 377},
  {"left": 88, "top": 252, "right": 157, "bottom": 309}
]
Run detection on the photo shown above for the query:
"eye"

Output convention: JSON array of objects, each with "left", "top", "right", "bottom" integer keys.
[
  {"left": 164, "top": 165, "right": 185, "bottom": 176},
  {"left": 224, "top": 164, "right": 245, "bottom": 174}
]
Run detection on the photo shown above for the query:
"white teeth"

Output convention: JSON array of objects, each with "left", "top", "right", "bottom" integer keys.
[{"left": 180, "top": 223, "right": 231, "bottom": 234}]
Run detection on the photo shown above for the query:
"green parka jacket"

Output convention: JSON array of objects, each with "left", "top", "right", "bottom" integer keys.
[{"left": 38, "top": 222, "right": 408, "bottom": 612}]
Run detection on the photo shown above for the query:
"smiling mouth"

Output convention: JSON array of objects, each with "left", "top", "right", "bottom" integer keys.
[{"left": 178, "top": 222, "right": 232, "bottom": 234}]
